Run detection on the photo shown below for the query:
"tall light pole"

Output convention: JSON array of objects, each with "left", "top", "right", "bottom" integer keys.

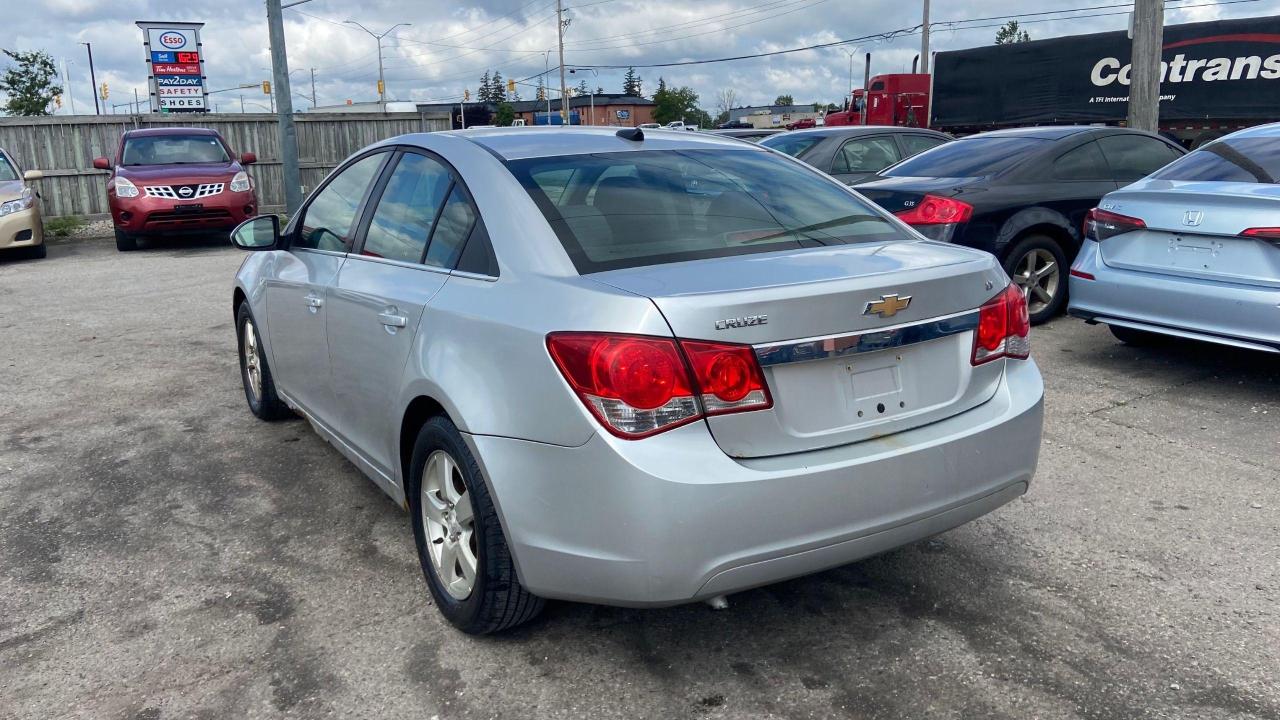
[
  {"left": 556, "top": 0, "right": 569, "bottom": 123},
  {"left": 267, "top": 0, "right": 303, "bottom": 214},
  {"left": 81, "top": 43, "right": 99, "bottom": 115},
  {"left": 919, "top": 0, "right": 931, "bottom": 75},
  {"left": 61, "top": 59, "right": 76, "bottom": 115},
  {"left": 841, "top": 46, "right": 861, "bottom": 103},
  {"left": 570, "top": 67, "right": 597, "bottom": 125},
  {"left": 344, "top": 20, "right": 411, "bottom": 104},
  {"left": 1128, "top": 0, "right": 1164, "bottom": 132}
]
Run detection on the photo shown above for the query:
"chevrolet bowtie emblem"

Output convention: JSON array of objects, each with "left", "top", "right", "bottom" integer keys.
[{"left": 864, "top": 293, "right": 912, "bottom": 319}]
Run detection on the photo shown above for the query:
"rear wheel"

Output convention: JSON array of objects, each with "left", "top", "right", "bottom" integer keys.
[
  {"left": 1109, "top": 324, "right": 1165, "bottom": 346},
  {"left": 115, "top": 229, "right": 137, "bottom": 252},
  {"left": 408, "top": 416, "right": 544, "bottom": 634},
  {"left": 1003, "top": 235, "right": 1068, "bottom": 325}
]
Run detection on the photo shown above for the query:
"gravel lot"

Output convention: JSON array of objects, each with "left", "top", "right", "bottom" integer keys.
[{"left": 1, "top": 236, "right": 1277, "bottom": 720}]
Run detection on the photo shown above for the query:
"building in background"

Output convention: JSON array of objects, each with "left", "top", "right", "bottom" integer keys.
[{"left": 728, "top": 104, "right": 824, "bottom": 129}]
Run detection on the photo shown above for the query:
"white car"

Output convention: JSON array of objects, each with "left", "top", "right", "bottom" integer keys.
[{"left": 666, "top": 121, "right": 698, "bottom": 132}]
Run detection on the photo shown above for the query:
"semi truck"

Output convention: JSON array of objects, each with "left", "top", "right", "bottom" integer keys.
[{"left": 824, "top": 15, "right": 1280, "bottom": 147}]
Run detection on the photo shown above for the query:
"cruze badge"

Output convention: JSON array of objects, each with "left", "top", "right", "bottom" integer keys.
[
  {"left": 715, "top": 315, "right": 768, "bottom": 330},
  {"left": 864, "top": 294, "right": 912, "bottom": 319}
]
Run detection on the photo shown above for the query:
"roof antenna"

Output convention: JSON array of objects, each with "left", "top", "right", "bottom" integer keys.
[{"left": 616, "top": 127, "right": 644, "bottom": 141}]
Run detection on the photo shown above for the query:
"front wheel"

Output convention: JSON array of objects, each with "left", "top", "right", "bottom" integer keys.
[
  {"left": 236, "top": 303, "right": 291, "bottom": 420},
  {"left": 1003, "top": 235, "right": 1069, "bottom": 325},
  {"left": 114, "top": 229, "right": 137, "bottom": 252},
  {"left": 408, "top": 416, "right": 544, "bottom": 634}
]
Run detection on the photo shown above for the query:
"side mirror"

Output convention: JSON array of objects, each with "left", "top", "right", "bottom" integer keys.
[
  {"left": 230, "top": 214, "right": 280, "bottom": 251},
  {"left": 92, "top": 157, "right": 111, "bottom": 171},
  {"left": 240, "top": 152, "right": 257, "bottom": 165},
  {"left": 23, "top": 169, "right": 43, "bottom": 181}
]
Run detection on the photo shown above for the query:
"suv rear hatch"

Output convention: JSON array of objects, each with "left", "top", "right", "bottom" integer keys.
[
  {"left": 1099, "top": 182, "right": 1280, "bottom": 288},
  {"left": 589, "top": 240, "right": 1010, "bottom": 457}
]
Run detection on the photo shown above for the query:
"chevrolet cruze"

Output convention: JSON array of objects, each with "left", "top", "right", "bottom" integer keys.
[
  {"left": 230, "top": 128, "right": 1044, "bottom": 633},
  {"left": 94, "top": 127, "right": 258, "bottom": 251}
]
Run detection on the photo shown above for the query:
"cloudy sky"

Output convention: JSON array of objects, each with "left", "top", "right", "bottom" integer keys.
[{"left": 11, "top": 0, "right": 1275, "bottom": 114}]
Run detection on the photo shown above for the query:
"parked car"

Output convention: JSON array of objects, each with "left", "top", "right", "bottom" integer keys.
[
  {"left": 0, "top": 148, "right": 45, "bottom": 260},
  {"left": 93, "top": 127, "right": 259, "bottom": 252},
  {"left": 759, "top": 126, "right": 951, "bottom": 185},
  {"left": 717, "top": 120, "right": 753, "bottom": 129},
  {"left": 706, "top": 128, "right": 784, "bottom": 142},
  {"left": 857, "top": 126, "right": 1186, "bottom": 323},
  {"left": 229, "top": 127, "right": 1044, "bottom": 634},
  {"left": 637, "top": 123, "right": 661, "bottom": 130},
  {"left": 1069, "top": 122, "right": 1280, "bottom": 351},
  {"left": 784, "top": 118, "right": 818, "bottom": 130},
  {"left": 665, "top": 121, "right": 698, "bottom": 131}
]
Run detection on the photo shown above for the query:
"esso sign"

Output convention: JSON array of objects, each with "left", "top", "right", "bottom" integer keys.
[{"left": 159, "top": 33, "right": 187, "bottom": 49}]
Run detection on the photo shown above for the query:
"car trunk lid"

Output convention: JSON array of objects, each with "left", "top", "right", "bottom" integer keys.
[
  {"left": 1099, "top": 182, "right": 1280, "bottom": 289},
  {"left": 589, "top": 241, "right": 1010, "bottom": 457}
]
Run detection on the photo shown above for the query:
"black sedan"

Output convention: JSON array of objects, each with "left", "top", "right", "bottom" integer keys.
[
  {"left": 857, "top": 126, "right": 1185, "bottom": 323},
  {"left": 759, "top": 126, "right": 951, "bottom": 185}
]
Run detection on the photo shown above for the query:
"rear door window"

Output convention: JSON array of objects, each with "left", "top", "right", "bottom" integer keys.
[
  {"left": 424, "top": 186, "right": 478, "bottom": 269},
  {"left": 361, "top": 153, "right": 452, "bottom": 263},
  {"left": 898, "top": 134, "right": 947, "bottom": 158},
  {"left": 882, "top": 136, "right": 1048, "bottom": 178},
  {"left": 832, "top": 136, "right": 900, "bottom": 174},
  {"left": 758, "top": 134, "right": 822, "bottom": 158},
  {"left": 1051, "top": 140, "right": 1111, "bottom": 181},
  {"left": 1150, "top": 136, "right": 1279, "bottom": 184},
  {"left": 509, "top": 148, "right": 907, "bottom": 274},
  {"left": 1097, "top": 134, "right": 1183, "bottom": 181}
]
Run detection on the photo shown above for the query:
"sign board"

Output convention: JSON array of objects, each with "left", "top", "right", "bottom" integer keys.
[
  {"left": 137, "top": 21, "right": 208, "bottom": 113},
  {"left": 615, "top": 109, "right": 630, "bottom": 120}
]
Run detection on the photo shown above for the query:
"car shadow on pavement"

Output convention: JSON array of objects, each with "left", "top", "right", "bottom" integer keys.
[{"left": 134, "top": 233, "right": 233, "bottom": 254}]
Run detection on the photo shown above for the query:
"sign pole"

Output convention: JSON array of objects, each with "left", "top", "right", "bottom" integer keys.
[{"left": 265, "top": 0, "right": 303, "bottom": 214}]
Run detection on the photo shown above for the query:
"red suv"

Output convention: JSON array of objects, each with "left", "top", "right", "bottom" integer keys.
[{"left": 94, "top": 128, "right": 259, "bottom": 251}]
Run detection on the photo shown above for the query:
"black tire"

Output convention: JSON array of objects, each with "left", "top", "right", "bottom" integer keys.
[
  {"left": 408, "top": 416, "right": 544, "bottom": 634},
  {"left": 115, "top": 229, "right": 138, "bottom": 252},
  {"left": 1002, "top": 234, "right": 1069, "bottom": 325},
  {"left": 1109, "top": 324, "right": 1165, "bottom": 346},
  {"left": 29, "top": 243, "right": 47, "bottom": 259},
  {"left": 236, "top": 303, "right": 292, "bottom": 421}
]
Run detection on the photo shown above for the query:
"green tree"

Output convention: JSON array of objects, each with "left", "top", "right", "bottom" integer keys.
[
  {"left": 576, "top": 79, "right": 590, "bottom": 96},
  {"left": 995, "top": 20, "right": 1031, "bottom": 44},
  {"left": 652, "top": 77, "right": 710, "bottom": 126},
  {"left": 478, "top": 70, "right": 492, "bottom": 102},
  {"left": 773, "top": 94, "right": 794, "bottom": 107},
  {"left": 535, "top": 76, "right": 546, "bottom": 102},
  {"left": 622, "top": 66, "right": 642, "bottom": 97},
  {"left": 495, "top": 101, "right": 516, "bottom": 126},
  {"left": 1, "top": 49, "right": 61, "bottom": 116},
  {"left": 490, "top": 70, "right": 506, "bottom": 101}
]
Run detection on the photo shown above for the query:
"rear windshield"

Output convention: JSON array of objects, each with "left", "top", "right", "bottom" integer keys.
[
  {"left": 758, "top": 133, "right": 822, "bottom": 158},
  {"left": 1150, "top": 136, "right": 1279, "bottom": 184},
  {"left": 507, "top": 149, "right": 907, "bottom": 273},
  {"left": 122, "top": 135, "right": 230, "bottom": 166},
  {"left": 883, "top": 136, "right": 1048, "bottom": 178}
]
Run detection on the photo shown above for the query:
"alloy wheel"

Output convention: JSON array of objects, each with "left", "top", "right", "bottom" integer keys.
[
  {"left": 242, "top": 319, "right": 262, "bottom": 402},
  {"left": 420, "top": 450, "right": 478, "bottom": 600},
  {"left": 1013, "top": 248, "right": 1060, "bottom": 316}
]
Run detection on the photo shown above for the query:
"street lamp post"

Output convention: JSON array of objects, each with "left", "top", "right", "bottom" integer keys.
[
  {"left": 344, "top": 20, "right": 411, "bottom": 105},
  {"left": 841, "top": 46, "right": 861, "bottom": 107},
  {"left": 570, "top": 67, "right": 598, "bottom": 125},
  {"left": 81, "top": 42, "right": 99, "bottom": 115}
]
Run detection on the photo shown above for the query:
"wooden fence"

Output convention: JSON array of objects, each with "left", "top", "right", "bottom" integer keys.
[{"left": 0, "top": 112, "right": 451, "bottom": 218}]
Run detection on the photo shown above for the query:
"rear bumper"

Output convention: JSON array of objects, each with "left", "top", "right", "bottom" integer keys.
[
  {"left": 0, "top": 206, "right": 43, "bottom": 249},
  {"left": 1068, "top": 239, "right": 1280, "bottom": 351},
  {"left": 110, "top": 191, "right": 257, "bottom": 235},
  {"left": 468, "top": 358, "right": 1044, "bottom": 607}
]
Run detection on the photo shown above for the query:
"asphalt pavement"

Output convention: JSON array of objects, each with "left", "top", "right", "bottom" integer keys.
[{"left": 1, "top": 236, "right": 1276, "bottom": 720}]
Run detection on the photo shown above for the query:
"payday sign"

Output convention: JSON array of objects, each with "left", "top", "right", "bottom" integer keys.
[{"left": 138, "top": 21, "right": 208, "bottom": 113}]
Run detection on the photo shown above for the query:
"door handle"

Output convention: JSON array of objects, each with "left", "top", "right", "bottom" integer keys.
[
  {"left": 378, "top": 311, "right": 408, "bottom": 328},
  {"left": 304, "top": 294, "right": 324, "bottom": 309}
]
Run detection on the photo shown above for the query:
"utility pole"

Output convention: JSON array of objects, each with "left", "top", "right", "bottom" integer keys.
[
  {"left": 556, "top": 0, "right": 569, "bottom": 124},
  {"left": 919, "top": 0, "right": 931, "bottom": 75},
  {"left": 266, "top": 0, "right": 303, "bottom": 214},
  {"left": 345, "top": 21, "right": 411, "bottom": 106},
  {"left": 61, "top": 59, "right": 76, "bottom": 115},
  {"left": 82, "top": 43, "right": 99, "bottom": 115},
  {"left": 240, "top": 95, "right": 245, "bottom": 113},
  {"left": 544, "top": 51, "right": 552, "bottom": 122},
  {"left": 1127, "top": 0, "right": 1164, "bottom": 132},
  {"left": 134, "top": 88, "right": 140, "bottom": 114},
  {"left": 310, "top": 67, "right": 317, "bottom": 109}
]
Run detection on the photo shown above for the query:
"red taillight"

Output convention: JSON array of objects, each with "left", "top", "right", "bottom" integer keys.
[
  {"left": 971, "top": 285, "right": 1030, "bottom": 366},
  {"left": 894, "top": 195, "right": 973, "bottom": 225},
  {"left": 546, "top": 333, "right": 771, "bottom": 439},
  {"left": 1240, "top": 227, "right": 1280, "bottom": 240},
  {"left": 1084, "top": 208, "right": 1145, "bottom": 242}
]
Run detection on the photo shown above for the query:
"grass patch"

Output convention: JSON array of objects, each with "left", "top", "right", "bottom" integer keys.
[{"left": 45, "top": 215, "right": 86, "bottom": 237}]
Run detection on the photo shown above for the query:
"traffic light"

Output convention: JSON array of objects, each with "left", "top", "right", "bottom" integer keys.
[
  {"left": 377, "top": 80, "right": 385, "bottom": 95},
  {"left": 463, "top": 89, "right": 470, "bottom": 102},
  {"left": 262, "top": 80, "right": 271, "bottom": 94},
  {"left": 100, "top": 82, "right": 108, "bottom": 100},
  {"left": 507, "top": 78, "right": 516, "bottom": 93}
]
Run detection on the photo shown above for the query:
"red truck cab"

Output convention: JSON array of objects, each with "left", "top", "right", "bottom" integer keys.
[
  {"left": 825, "top": 73, "right": 932, "bottom": 128},
  {"left": 93, "top": 127, "right": 259, "bottom": 252}
]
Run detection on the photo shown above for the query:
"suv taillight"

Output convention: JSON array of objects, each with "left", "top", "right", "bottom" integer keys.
[
  {"left": 972, "top": 285, "right": 1030, "bottom": 366},
  {"left": 1084, "top": 208, "right": 1145, "bottom": 242},
  {"left": 547, "top": 332, "right": 772, "bottom": 439},
  {"left": 894, "top": 195, "right": 973, "bottom": 225}
]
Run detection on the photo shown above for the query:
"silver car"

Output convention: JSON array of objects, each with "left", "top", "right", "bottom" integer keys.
[
  {"left": 230, "top": 128, "right": 1044, "bottom": 633},
  {"left": 1069, "top": 122, "right": 1280, "bottom": 352}
]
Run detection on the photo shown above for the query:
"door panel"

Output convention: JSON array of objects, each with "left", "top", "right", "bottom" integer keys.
[{"left": 264, "top": 249, "right": 345, "bottom": 421}]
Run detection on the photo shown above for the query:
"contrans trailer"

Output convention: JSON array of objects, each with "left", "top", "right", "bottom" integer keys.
[{"left": 825, "top": 15, "right": 1280, "bottom": 147}]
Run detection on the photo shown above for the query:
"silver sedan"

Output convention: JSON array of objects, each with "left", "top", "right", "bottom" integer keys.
[
  {"left": 230, "top": 127, "right": 1044, "bottom": 633},
  {"left": 1069, "top": 122, "right": 1280, "bottom": 352}
]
